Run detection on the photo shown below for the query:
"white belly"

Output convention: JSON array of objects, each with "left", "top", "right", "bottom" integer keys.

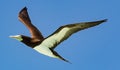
[{"left": 33, "top": 44, "right": 57, "bottom": 58}]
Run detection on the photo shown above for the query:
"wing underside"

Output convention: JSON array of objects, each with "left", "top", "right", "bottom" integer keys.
[{"left": 42, "top": 19, "right": 107, "bottom": 49}]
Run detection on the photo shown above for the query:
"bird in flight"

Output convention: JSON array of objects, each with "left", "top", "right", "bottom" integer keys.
[{"left": 10, "top": 7, "right": 107, "bottom": 63}]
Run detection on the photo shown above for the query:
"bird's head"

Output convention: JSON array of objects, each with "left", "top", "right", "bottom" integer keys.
[
  {"left": 9, "top": 35, "right": 23, "bottom": 41},
  {"left": 9, "top": 35, "right": 40, "bottom": 48}
]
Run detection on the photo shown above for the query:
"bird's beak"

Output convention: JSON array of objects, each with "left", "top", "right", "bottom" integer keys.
[
  {"left": 9, "top": 35, "right": 23, "bottom": 41},
  {"left": 9, "top": 35, "right": 16, "bottom": 38},
  {"left": 9, "top": 35, "right": 20, "bottom": 39}
]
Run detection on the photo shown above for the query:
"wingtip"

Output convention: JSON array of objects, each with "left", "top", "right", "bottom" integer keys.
[
  {"left": 19, "top": 7, "right": 27, "bottom": 13},
  {"left": 95, "top": 19, "right": 108, "bottom": 24},
  {"left": 23, "top": 6, "right": 27, "bottom": 10},
  {"left": 102, "top": 19, "right": 108, "bottom": 22}
]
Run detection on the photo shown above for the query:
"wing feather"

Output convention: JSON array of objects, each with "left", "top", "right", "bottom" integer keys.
[
  {"left": 42, "top": 19, "right": 107, "bottom": 49},
  {"left": 18, "top": 7, "right": 44, "bottom": 40}
]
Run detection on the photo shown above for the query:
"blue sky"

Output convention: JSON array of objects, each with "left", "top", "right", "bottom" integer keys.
[{"left": 0, "top": 0, "right": 119, "bottom": 70}]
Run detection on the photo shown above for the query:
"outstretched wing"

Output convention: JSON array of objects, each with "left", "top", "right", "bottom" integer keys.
[
  {"left": 18, "top": 7, "right": 44, "bottom": 40},
  {"left": 42, "top": 19, "right": 107, "bottom": 49}
]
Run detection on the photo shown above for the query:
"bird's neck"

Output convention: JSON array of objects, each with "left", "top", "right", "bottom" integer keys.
[{"left": 21, "top": 36, "right": 42, "bottom": 48}]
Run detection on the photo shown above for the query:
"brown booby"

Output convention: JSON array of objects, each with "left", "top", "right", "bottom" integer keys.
[{"left": 10, "top": 7, "right": 107, "bottom": 63}]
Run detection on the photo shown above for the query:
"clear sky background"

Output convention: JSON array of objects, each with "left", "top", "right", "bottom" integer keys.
[{"left": 0, "top": 0, "right": 119, "bottom": 70}]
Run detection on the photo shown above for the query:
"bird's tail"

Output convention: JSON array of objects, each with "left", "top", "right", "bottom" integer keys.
[
  {"left": 50, "top": 49, "right": 71, "bottom": 63},
  {"left": 57, "top": 55, "right": 71, "bottom": 63}
]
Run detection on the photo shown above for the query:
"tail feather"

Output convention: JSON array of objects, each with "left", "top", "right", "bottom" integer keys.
[
  {"left": 50, "top": 49, "right": 71, "bottom": 63},
  {"left": 57, "top": 55, "right": 71, "bottom": 63}
]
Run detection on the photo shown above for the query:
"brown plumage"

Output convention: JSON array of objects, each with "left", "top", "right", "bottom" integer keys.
[
  {"left": 18, "top": 7, "right": 44, "bottom": 43},
  {"left": 10, "top": 7, "right": 107, "bottom": 63}
]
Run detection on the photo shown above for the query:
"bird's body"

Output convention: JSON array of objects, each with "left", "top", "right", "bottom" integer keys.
[{"left": 10, "top": 7, "right": 107, "bottom": 63}]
